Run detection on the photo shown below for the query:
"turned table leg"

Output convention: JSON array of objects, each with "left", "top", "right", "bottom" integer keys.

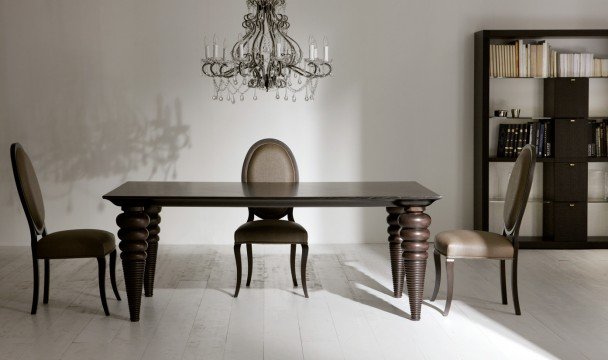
[
  {"left": 386, "top": 207, "right": 405, "bottom": 297},
  {"left": 400, "top": 206, "right": 431, "bottom": 321},
  {"left": 144, "top": 206, "right": 161, "bottom": 297},
  {"left": 117, "top": 207, "right": 150, "bottom": 322}
]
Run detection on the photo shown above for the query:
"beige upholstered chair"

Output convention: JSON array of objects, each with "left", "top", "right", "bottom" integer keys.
[
  {"left": 10, "top": 143, "right": 120, "bottom": 316},
  {"left": 431, "top": 144, "right": 536, "bottom": 316},
  {"left": 233, "top": 139, "right": 309, "bottom": 298}
]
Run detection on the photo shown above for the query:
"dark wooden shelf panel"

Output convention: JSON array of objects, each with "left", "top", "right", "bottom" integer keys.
[
  {"left": 490, "top": 157, "right": 608, "bottom": 163},
  {"left": 483, "top": 29, "right": 608, "bottom": 39},
  {"left": 519, "top": 236, "right": 608, "bottom": 249},
  {"left": 489, "top": 116, "right": 551, "bottom": 120},
  {"left": 491, "top": 76, "right": 608, "bottom": 79},
  {"left": 489, "top": 157, "right": 553, "bottom": 162}
]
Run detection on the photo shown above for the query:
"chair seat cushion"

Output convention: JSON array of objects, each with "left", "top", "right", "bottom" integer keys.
[
  {"left": 37, "top": 229, "right": 116, "bottom": 259},
  {"left": 434, "top": 230, "right": 514, "bottom": 259},
  {"left": 235, "top": 220, "right": 308, "bottom": 244}
]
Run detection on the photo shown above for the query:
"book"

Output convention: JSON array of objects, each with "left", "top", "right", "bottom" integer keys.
[
  {"left": 588, "top": 120, "right": 597, "bottom": 157},
  {"left": 497, "top": 124, "right": 507, "bottom": 157},
  {"left": 534, "top": 122, "right": 541, "bottom": 154},
  {"left": 537, "top": 122, "right": 546, "bottom": 157},
  {"left": 506, "top": 125, "right": 514, "bottom": 157},
  {"left": 530, "top": 45, "right": 537, "bottom": 78},
  {"left": 544, "top": 122, "right": 552, "bottom": 157}
]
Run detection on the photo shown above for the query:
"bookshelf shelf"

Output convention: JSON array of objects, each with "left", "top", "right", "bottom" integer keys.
[
  {"left": 489, "top": 157, "right": 553, "bottom": 162},
  {"left": 587, "top": 157, "right": 608, "bottom": 162},
  {"left": 519, "top": 236, "right": 608, "bottom": 249},
  {"left": 489, "top": 117, "right": 607, "bottom": 121},
  {"left": 491, "top": 76, "right": 608, "bottom": 79},
  {"left": 490, "top": 198, "right": 608, "bottom": 203},
  {"left": 489, "top": 117, "right": 551, "bottom": 120},
  {"left": 475, "top": 29, "right": 608, "bottom": 250}
]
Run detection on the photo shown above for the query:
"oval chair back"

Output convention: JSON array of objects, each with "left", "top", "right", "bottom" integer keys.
[
  {"left": 10, "top": 143, "right": 46, "bottom": 243},
  {"left": 503, "top": 144, "right": 536, "bottom": 241},
  {"left": 241, "top": 138, "right": 299, "bottom": 220}
]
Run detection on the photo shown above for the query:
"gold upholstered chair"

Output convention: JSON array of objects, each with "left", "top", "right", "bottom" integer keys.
[
  {"left": 233, "top": 139, "right": 309, "bottom": 298},
  {"left": 431, "top": 144, "right": 536, "bottom": 316},
  {"left": 10, "top": 143, "right": 120, "bottom": 316}
]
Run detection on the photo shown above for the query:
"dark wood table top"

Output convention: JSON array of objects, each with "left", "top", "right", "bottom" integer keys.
[{"left": 103, "top": 181, "right": 441, "bottom": 208}]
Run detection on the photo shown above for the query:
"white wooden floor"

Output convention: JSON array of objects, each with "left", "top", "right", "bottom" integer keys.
[{"left": 0, "top": 244, "right": 607, "bottom": 360}]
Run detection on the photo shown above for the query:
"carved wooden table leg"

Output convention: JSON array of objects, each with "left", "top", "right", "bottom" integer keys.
[
  {"left": 386, "top": 207, "right": 405, "bottom": 298},
  {"left": 400, "top": 206, "right": 431, "bottom": 321},
  {"left": 144, "top": 206, "right": 161, "bottom": 297},
  {"left": 117, "top": 206, "right": 150, "bottom": 322}
]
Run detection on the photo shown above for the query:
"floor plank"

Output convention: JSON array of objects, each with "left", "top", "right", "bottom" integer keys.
[{"left": 0, "top": 244, "right": 606, "bottom": 360}]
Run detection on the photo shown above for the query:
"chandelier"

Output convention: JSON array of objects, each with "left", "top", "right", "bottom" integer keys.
[{"left": 201, "top": 0, "right": 332, "bottom": 103}]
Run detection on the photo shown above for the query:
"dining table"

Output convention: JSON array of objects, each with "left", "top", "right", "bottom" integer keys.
[{"left": 103, "top": 181, "right": 441, "bottom": 322}]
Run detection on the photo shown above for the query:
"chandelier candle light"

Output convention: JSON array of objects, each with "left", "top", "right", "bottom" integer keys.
[{"left": 201, "top": 0, "right": 332, "bottom": 102}]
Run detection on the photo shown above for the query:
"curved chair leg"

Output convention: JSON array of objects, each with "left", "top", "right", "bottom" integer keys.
[
  {"left": 512, "top": 255, "right": 521, "bottom": 315},
  {"left": 430, "top": 250, "right": 441, "bottom": 301},
  {"left": 110, "top": 250, "right": 121, "bottom": 301},
  {"left": 234, "top": 244, "right": 242, "bottom": 297},
  {"left": 290, "top": 244, "right": 298, "bottom": 287},
  {"left": 500, "top": 259, "right": 508, "bottom": 305},
  {"left": 301, "top": 244, "right": 309, "bottom": 298},
  {"left": 31, "top": 258, "right": 39, "bottom": 315},
  {"left": 43, "top": 259, "right": 50, "bottom": 304},
  {"left": 246, "top": 244, "right": 253, "bottom": 287},
  {"left": 443, "top": 258, "right": 455, "bottom": 316},
  {"left": 97, "top": 257, "right": 110, "bottom": 316}
]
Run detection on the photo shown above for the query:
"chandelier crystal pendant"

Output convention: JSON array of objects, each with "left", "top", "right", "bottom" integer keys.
[{"left": 201, "top": 0, "right": 332, "bottom": 103}]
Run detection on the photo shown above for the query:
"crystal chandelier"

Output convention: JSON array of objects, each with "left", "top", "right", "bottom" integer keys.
[{"left": 201, "top": 0, "right": 332, "bottom": 103}]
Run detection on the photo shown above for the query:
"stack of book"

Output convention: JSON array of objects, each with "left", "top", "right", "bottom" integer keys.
[
  {"left": 497, "top": 122, "right": 551, "bottom": 158},
  {"left": 490, "top": 40, "right": 608, "bottom": 78},
  {"left": 589, "top": 120, "right": 608, "bottom": 157}
]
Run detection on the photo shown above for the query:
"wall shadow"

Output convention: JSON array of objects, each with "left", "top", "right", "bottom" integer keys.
[
  {"left": 35, "top": 94, "right": 191, "bottom": 184},
  {"left": 0, "top": 94, "right": 191, "bottom": 213}
]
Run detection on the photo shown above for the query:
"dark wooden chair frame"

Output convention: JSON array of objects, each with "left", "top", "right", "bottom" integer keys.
[
  {"left": 430, "top": 145, "right": 536, "bottom": 316},
  {"left": 233, "top": 138, "right": 309, "bottom": 298},
  {"left": 10, "top": 143, "right": 121, "bottom": 316},
  {"left": 234, "top": 208, "right": 309, "bottom": 298}
]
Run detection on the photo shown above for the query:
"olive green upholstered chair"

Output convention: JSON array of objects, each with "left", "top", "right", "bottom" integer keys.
[
  {"left": 431, "top": 144, "right": 536, "bottom": 316},
  {"left": 234, "top": 139, "right": 309, "bottom": 298},
  {"left": 10, "top": 143, "right": 120, "bottom": 316}
]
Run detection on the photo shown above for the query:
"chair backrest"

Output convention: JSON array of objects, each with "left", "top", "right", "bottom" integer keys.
[
  {"left": 10, "top": 143, "right": 46, "bottom": 236},
  {"left": 242, "top": 138, "right": 299, "bottom": 220},
  {"left": 503, "top": 144, "right": 536, "bottom": 238}
]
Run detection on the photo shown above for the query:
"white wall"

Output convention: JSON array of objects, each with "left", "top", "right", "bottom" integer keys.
[{"left": 1, "top": 0, "right": 608, "bottom": 245}]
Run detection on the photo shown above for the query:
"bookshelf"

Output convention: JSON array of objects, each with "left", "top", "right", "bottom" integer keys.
[{"left": 474, "top": 29, "right": 608, "bottom": 249}]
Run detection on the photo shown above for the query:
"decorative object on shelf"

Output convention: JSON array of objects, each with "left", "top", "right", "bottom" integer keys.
[
  {"left": 511, "top": 108, "right": 521, "bottom": 118},
  {"left": 494, "top": 110, "right": 508, "bottom": 117},
  {"left": 201, "top": 0, "right": 332, "bottom": 103}
]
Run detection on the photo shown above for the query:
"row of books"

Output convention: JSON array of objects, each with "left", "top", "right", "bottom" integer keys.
[
  {"left": 496, "top": 122, "right": 551, "bottom": 158},
  {"left": 490, "top": 41, "right": 548, "bottom": 78},
  {"left": 489, "top": 40, "right": 608, "bottom": 78},
  {"left": 589, "top": 120, "right": 608, "bottom": 157},
  {"left": 558, "top": 54, "right": 608, "bottom": 77}
]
